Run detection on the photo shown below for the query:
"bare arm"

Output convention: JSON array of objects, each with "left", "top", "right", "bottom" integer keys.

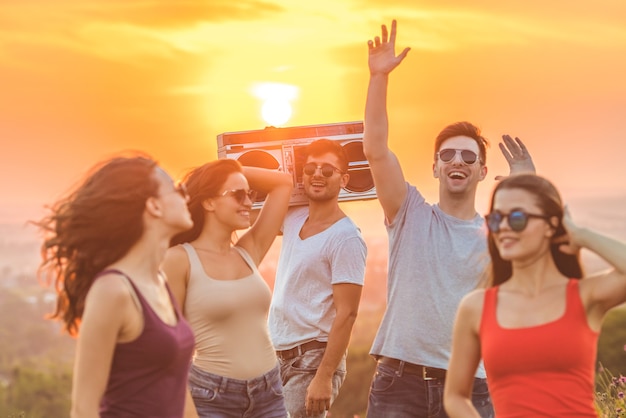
[
  {"left": 162, "top": 248, "right": 198, "bottom": 418},
  {"left": 237, "top": 166, "right": 292, "bottom": 264},
  {"left": 444, "top": 291, "right": 484, "bottom": 418},
  {"left": 161, "top": 246, "right": 191, "bottom": 311},
  {"left": 494, "top": 135, "right": 536, "bottom": 180},
  {"left": 558, "top": 208, "right": 626, "bottom": 326},
  {"left": 363, "top": 19, "right": 410, "bottom": 224},
  {"left": 183, "top": 387, "right": 199, "bottom": 418},
  {"left": 305, "top": 283, "right": 363, "bottom": 416},
  {"left": 70, "top": 277, "right": 130, "bottom": 418}
]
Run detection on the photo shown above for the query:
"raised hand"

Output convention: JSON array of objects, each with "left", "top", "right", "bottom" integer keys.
[
  {"left": 555, "top": 205, "right": 583, "bottom": 255},
  {"left": 494, "top": 134, "right": 536, "bottom": 181},
  {"left": 367, "top": 19, "right": 410, "bottom": 76}
]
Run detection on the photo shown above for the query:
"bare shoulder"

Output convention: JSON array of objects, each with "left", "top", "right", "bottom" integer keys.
[
  {"left": 164, "top": 244, "right": 189, "bottom": 262},
  {"left": 163, "top": 245, "right": 190, "bottom": 269},
  {"left": 86, "top": 272, "right": 133, "bottom": 308},
  {"left": 458, "top": 288, "right": 487, "bottom": 315}
]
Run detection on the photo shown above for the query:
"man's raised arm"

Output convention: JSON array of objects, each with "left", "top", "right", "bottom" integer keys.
[{"left": 363, "top": 20, "right": 411, "bottom": 223}]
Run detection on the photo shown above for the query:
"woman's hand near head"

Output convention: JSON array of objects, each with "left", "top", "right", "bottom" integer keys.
[{"left": 553, "top": 206, "right": 584, "bottom": 255}]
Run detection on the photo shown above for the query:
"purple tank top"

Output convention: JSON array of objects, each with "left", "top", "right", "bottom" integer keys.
[{"left": 97, "top": 269, "right": 195, "bottom": 418}]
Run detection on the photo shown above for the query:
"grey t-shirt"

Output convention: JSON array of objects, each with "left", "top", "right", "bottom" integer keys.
[
  {"left": 269, "top": 206, "right": 367, "bottom": 350},
  {"left": 370, "top": 183, "right": 488, "bottom": 378}
]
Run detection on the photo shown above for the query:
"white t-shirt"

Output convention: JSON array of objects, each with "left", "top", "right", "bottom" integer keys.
[{"left": 269, "top": 206, "right": 367, "bottom": 350}]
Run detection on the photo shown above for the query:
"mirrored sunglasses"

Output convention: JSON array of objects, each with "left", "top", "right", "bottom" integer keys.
[{"left": 437, "top": 148, "right": 480, "bottom": 165}]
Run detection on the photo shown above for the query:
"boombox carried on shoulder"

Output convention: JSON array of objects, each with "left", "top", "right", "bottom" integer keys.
[{"left": 217, "top": 121, "right": 377, "bottom": 208}]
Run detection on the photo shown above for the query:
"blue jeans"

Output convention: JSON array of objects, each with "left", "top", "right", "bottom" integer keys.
[
  {"left": 278, "top": 346, "right": 346, "bottom": 418},
  {"left": 366, "top": 361, "right": 493, "bottom": 418},
  {"left": 189, "top": 363, "right": 287, "bottom": 418}
]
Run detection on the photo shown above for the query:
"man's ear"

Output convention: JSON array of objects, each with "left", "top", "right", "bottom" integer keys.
[
  {"left": 340, "top": 172, "right": 350, "bottom": 189},
  {"left": 479, "top": 165, "right": 488, "bottom": 181},
  {"left": 433, "top": 162, "right": 438, "bottom": 178}
]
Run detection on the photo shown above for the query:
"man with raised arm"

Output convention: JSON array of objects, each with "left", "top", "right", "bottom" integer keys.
[{"left": 363, "top": 20, "right": 536, "bottom": 418}]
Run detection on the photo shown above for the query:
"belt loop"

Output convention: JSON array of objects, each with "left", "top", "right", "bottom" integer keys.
[
  {"left": 297, "top": 344, "right": 304, "bottom": 356},
  {"left": 396, "top": 360, "right": 405, "bottom": 377},
  {"left": 219, "top": 375, "right": 228, "bottom": 393}
]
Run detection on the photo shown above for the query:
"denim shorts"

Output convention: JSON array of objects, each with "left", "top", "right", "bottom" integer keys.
[
  {"left": 366, "top": 361, "right": 493, "bottom": 418},
  {"left": 188, "top": 363, "right": 287, "bottom": 418}
]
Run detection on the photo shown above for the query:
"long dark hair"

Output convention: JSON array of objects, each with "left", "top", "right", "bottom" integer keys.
[
  {"left": 488, "top": 174, "right": 583, "bottom": 286},
  {"left": 36, "top": 155, "right": 159, "bottom": 336},
  {"left": 170, "top": 159, "right": 242, "bottom": 246}
]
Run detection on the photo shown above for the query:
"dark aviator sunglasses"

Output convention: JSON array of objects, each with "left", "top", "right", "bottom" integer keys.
[
  {"left": 485, "top": 210, "right": 551, "bottom": 233},
  {"left": 302, "top": 162, "right": 344, "bottom": 178},
  {"left": 437, "top": 148, "right": 481, "bottom": 165},
  {"left": 220, "top": 189, "right": 258, "bottom": 205}
]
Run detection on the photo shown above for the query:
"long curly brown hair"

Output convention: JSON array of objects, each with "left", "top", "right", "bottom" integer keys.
[{"left": 36, "top": 155, "right": 159, "bottom": 336}]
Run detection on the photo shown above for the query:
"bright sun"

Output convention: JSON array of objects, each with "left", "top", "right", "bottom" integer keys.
[
  {"left": 262, "top": 98, "right": 292, "bottom": 127},
  {"left": 253, "top": 82, "right": 298, "bottom": 127}
]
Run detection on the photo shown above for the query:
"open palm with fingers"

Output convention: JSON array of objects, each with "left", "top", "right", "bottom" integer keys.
[
  {"left": 495, "top": 134, "right": 536, "bottom": 180},
  {"left": 367, "top": 20, "right": 410, "bottom": 76}
]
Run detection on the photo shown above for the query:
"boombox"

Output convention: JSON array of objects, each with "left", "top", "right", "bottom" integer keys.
[{"left": 217, "top": 121, "right": 377, "bottom": 208}]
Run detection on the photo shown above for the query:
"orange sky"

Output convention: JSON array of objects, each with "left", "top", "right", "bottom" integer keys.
[{"left": 1, "top": 0, "right": 626, "bottom": 225}]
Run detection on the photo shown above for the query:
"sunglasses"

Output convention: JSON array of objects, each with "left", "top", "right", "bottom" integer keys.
[
  {"left": 174, "top": 182, "right": 189, "bottom": 200},
  {"left": 302, "top": 162, "right": 344, "bottom": 178},
  {"left": 437, "top": 149, "right": 481, "bottom": 165},
  {"left": 220, "top": 189, "right": 258, "bottom": 205},
  {"left": 485, "top": 210, "right": 551, "bottom": 233}
]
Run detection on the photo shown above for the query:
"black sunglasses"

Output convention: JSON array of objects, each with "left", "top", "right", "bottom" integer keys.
[
  {"left": 220, "top": 189, "right": 258, "bottom": 205},
  {"left": 485, "top": 210, "right": 551, "bottom": 233},
  {"left": 175, "top": 183, "right": 189, "bottom": 200},
  {"left": 302, "top": 162, "right": 344, "bottom": 178},
  {"left": 437, "top": 149, "right": 480, "bottom": 165}
]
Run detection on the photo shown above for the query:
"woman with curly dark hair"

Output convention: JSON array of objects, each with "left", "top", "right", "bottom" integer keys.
[{"left": 37, "top": 154, "right": 197, "bottom": 418}]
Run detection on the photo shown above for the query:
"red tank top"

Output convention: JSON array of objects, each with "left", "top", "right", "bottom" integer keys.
[
  {"left": 480, "top": 279, "right": 598, "bottom": 418},
  {"left": 98, "top": 270, "right": 195, "bottom": 417}
]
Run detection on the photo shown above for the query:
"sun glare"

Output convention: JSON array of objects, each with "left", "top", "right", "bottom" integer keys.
[{"left": 253, "top": 82, "right": 298, "bottom": 127}]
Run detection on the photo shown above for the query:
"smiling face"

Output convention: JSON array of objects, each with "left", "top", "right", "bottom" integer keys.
[
  {"left": 433, "top": 136, "right": 487, "bottom": 198},
  {"left": 211, "top": 171, "right": 254, "bottom": 230},
  {"left": 490, "top": 187, "right": 555, "bottom": 263},
  {"left": 303, "top": 151, "right": 348, "bottom": 202}
]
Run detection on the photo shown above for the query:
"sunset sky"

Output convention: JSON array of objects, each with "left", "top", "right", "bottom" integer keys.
[{"left": 1, "top": 0, "right": 626, "bottom": 227}]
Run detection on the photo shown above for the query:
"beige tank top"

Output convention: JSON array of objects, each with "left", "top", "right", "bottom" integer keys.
[{"left": 181, "top": 243, "right": 277, "bottom": 380}]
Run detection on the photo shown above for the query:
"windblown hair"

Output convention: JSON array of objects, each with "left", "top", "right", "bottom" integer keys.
[
  {"left": 170, "top": 158, "right": 242, "bottom": 246},
  {"left": 304, "top": 139, "right": 349, "bottom": 173},
  {"left": 487, "top": 174, "right": 583, "bottom": 286},
  {"left": 36, "top": 156, "right": 159, "bottom": 336},
  {"left": 434, "top": 121, "right": 489, "bottom": 165}
]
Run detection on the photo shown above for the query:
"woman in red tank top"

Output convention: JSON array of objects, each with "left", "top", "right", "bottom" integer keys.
[
  {"left": 37, "top": 154, "right": 197, "bottom": 417},
  {"left": 444, "top": 174, "right": 626, "bottom": 418}
]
